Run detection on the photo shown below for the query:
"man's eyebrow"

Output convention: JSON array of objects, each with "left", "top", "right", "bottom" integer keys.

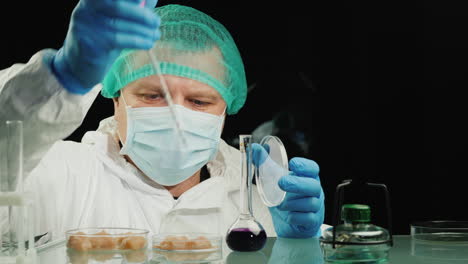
[
  {"left": 184, "top": 84, "right": 221, "bottom": 97},
  {"left": 186, "top": 90, "right": 221, "bottom": 100},
  {"left": 132, "top": 85, "right": 163, "bottom": 93}
]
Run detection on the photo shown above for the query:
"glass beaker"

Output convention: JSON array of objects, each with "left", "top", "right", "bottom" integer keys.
[
  {"left": 226, "top": 135, "right": 267, "bottom": 252},
  {"left": 0, "top": 120, "right": 36, "bottom": 263}
]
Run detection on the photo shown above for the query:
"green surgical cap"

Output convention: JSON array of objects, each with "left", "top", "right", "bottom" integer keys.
[{"left": 101, "top": 4, "right": 247, "bottom": 115}]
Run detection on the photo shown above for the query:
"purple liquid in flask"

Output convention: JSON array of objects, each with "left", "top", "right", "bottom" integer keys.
[{"left": 226, "top": 228, "right": 267, "bottom": 251}]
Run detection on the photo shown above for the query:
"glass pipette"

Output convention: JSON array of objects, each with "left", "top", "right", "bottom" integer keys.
[
  {"left": 146, "top": 51, "right": 188, "bottom": 148},
  {"left": 139, "top": 0, "right": 187, "bottom": 148}
]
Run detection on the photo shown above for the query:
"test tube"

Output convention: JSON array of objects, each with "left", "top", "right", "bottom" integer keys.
[
  {"left": 3, "top": 121, "right": 23, "bottom": 192},
  {"left": 0, "top": 120, "right": 25, "bottom": 258}
]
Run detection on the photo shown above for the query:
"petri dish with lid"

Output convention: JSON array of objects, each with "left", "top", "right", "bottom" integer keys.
[
  {"left": 152, "top": 233, "right": 221, "bottom": 252},
  {"left": 65, "top": 227, "right": 149, "bottom": 252},
  {"left": 411, "top": 221, "right": 468, "bottom": 242},
  {"left": 152, "top": 233, "right": 222, "bottom": 262},
  {"left": 253, "top": 135, "right": 288, "bottom": 207}
]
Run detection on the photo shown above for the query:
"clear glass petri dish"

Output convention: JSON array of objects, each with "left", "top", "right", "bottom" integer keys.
[
  {"left": 152, "top": 233, "right": 221, "bottom": 252},
  {"left": 255, "top": 135, "right": 288, "bottom": 207},
  {"left": 65, "top": 227, "right": 149, "bottom": 252},
  {"left": 152, "top": 233, "right": 222, "bottom": 262},
  {"left": 411, "top": 221, "right": 468, "bottom": 242}
]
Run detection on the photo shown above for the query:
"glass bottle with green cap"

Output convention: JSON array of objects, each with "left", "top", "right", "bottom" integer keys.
[{"left": 320, "top": 204, "right": 392, "bottom": 263}]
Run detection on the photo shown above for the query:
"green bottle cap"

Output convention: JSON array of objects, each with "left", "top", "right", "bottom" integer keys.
[{"left": 341, "top": 204, "right": 371, "bottom": 223}]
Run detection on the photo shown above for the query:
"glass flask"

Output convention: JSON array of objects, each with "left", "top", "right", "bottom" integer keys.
[
  {"left": 0, "top": 120, "right": 37, "bottom": 263},
  {"left": 320, "top": 204, "right": 392, "bottom": 263},
  {"left": 226, "top": 135, "right": 267, "bottom": 252}
]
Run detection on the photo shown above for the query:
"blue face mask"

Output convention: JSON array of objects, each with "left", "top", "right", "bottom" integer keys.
[{"left": 119, "top": 103, "right": 225, "bottom": 186}]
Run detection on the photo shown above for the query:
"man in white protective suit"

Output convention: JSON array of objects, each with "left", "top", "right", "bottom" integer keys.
[{"left": 0, "top": 0, "right": 327, "bottom": 245}]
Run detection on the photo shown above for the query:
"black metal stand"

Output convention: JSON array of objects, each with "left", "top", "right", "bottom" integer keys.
[{"left": 328, "top": 179, "right": 394, "bottom": 248}]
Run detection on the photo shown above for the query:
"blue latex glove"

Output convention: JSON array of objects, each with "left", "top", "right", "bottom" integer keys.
[
  {"left": 52, "top": 0, "right": 161, "bottom": 94},
  {"left": 252, "top": 143, "right": 325, "bottom": 238}
]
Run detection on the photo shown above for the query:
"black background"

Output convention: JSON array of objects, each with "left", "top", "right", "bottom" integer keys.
[{"left": 2, "top": 1, "right": 467, "bottom": 235}]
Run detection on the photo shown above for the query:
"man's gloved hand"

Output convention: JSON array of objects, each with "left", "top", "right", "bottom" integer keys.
[
  {"left": 52, "top": 0, "right": 161, "bottom": 94},
  {"left": 252, "top": 143, "right": 325, "bottom": 238}
]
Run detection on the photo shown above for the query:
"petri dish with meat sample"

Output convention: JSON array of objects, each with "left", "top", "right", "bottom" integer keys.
[
  {"left": 152, "top": 233, "right": 222, "bottom": 262},
  {"left": 66, "top": 227, "right": 149, "bottom": 252}
]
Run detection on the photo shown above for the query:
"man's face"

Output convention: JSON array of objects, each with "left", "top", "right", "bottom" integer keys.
[{"left": 113, "top": 75, "right": 227, "bottom": 143}]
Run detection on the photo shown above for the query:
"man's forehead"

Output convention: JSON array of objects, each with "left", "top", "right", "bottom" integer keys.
[
  {"left": 126, "top": 75, "right": 221, "bottom": 97},
  {"left": 130, "top": 45, "right": 225, "bottom": 81}
]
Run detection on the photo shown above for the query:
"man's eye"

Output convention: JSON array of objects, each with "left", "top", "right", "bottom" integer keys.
[
  {"left": 190, "top": 99, "right": 208, "bottom": 106},
  {"left": 143, "top": 94, "right": 162, "bottom": 100}
]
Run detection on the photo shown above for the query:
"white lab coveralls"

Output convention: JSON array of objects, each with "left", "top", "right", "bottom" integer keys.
[
  {"left": 0, "top": 49, "right": 277, "bottom": 241},
  {"left": 0, "top": 50, "right": 327, "bottom": 244}
]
